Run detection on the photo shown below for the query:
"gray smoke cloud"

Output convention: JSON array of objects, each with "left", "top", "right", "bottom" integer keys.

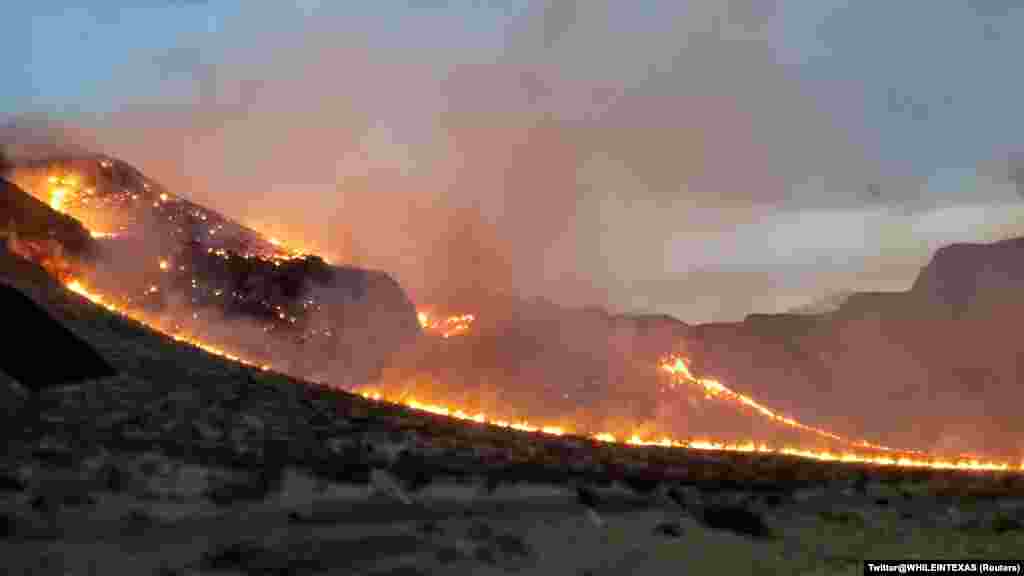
[
  {"left": 9, "top": 1, "right": 1024, "bottom": 324},
  {"left": 26, "top": 0, "right": 868, "bottom": 320}
]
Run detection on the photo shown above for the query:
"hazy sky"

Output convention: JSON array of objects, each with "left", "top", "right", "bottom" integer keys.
[{"left": 5, "top": 1, "right": 1024, "bottom": 322}]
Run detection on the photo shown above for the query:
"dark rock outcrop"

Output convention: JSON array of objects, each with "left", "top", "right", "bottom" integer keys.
[{"left": 0, "top": 281, "right": 116, "bottom": 392}]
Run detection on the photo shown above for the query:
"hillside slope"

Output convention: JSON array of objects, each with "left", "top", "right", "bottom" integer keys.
[{"left": 3, "top": 224, "right": 1024, "bottom": 574}]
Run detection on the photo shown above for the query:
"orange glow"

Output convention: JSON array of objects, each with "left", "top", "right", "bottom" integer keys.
[
  {"left": 59, "top": 275, "right": 1024, "bottom": 473},
  {"left": 33, "top": 173, "right": 1023, "bottom": 475},
  {"left": 49, "top": 187, "right": 68, "bottom": 212},
  {"left": 65, "top": 277, "right": 270, "bottom": 372},
  {"left": 417, "top": 308, "right": 475, "bottom": 338},
  {"left": 352, "top": 386, "right": 1023, "bottom": 472},
  {"left": 659, "top": 355, "right": 910, "bottom": 454}
]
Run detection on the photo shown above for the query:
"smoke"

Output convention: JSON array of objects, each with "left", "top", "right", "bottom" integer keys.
[
  {"left": 8, "top": 0, "right": 899, "bottom": 321},
  {"left": 0, "top": 116, "right": 100, "bottom": 162},
  {"left": 8, "top": 2, "right": 1024, "bottom": 458}
]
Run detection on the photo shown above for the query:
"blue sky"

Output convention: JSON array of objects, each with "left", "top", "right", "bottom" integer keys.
[{"left": 5, "top": 1, "right": 1024, "bottom": 321}]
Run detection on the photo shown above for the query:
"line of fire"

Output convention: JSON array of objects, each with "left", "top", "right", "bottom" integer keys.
[{"left": 5, "top": 155, "right": 1023, "bottom": 473}]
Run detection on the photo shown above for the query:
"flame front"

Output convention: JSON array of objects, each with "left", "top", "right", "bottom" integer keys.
[
  {"left": 659, "top": 355, "right": 909, "bottom": 454},
  {"left": 60, "top": 275, "right": 1024, "bottom": 473},
  {"left": 66, "top": 277, "right": 270, "bottom": 371},
  {"left": 33, "top": 168, "right": 1024, "bottom": 474}
]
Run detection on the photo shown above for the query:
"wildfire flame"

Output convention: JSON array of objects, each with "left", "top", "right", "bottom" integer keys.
[
  {"left": 66, "top": 278, "right": 270, "bottom": 371},
  {"left": 659, "top": 355, "right": 913, "bottom": 454},
  {"left": 351, "top": 386, "right": 1023, "bottom": 471},
  {"left": 59, "top": 272, "right": 1024, "bottom": 472},
  {"left": 58, "top": 275, "right": 1024, "bottom": 473},
  {"left": 34, "top": 170, "right": 1024, "bottom": 474},
  {"left": 417, "top": 309, "right": 475, "bottom": 338}
]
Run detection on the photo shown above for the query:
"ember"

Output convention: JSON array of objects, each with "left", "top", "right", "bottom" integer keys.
[{"left": 417, "top": 308, "right": 475, "bottom": 338}]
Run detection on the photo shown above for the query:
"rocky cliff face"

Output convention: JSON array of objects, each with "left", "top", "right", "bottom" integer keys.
[{"left": 910, "top": 237, "right": 1024, "bottom": 315}]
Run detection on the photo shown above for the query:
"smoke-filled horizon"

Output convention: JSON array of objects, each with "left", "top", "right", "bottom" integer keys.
[{"left": 5, "top": 1, "right": 1024, "bottom": 323}]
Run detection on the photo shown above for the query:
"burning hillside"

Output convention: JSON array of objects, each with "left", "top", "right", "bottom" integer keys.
[
  {"left": 3, "top": 156, "right": 1024, "bottom": 473},
  {"left": 7, "top": 156, "right": 419, "bottom": 388}
]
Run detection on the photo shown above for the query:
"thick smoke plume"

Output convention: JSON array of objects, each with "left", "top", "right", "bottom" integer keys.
[{"left": 11, "top": 0, "right": 911, "bottom": 321}]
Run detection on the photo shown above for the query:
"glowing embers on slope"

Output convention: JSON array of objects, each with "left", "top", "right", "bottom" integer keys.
[
  {"left": 46, "top": 173, "right": 108, "bottom": 216},
  {"left": 417, "top": 308, "right": 476, "bottom": 338},
  {"left": 65, "top": 278, "right": 271, "bottom": 371}
]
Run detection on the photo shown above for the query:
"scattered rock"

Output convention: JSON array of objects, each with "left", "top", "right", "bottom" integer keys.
[
  {"left": 820, "top": 509, "right": 866, "bottom": 528},
  {"left": 575, "top": 484, "right": 600, "bottom": 509},
  {"left": 98, "top": 462, "right": 129, "bottom": 492},
  {"left": 701, "top": 504, "right": 772, "bottom": 539},
  {"left": 468, "top": 521, "right": 494, "bottom": 541},
  {"left": 667, "top": 485, "right": 702, "bottom": 511},
  {"left": 852, "top": 473, "right": 869, "bottom": 495},
  {"left": 997, "top": 499, "right": 1024, "bottom": 512},
  {"left": 0, "top": 472, "right": 26, "bottom": 493},
  {"left": 653, "top": 521, "right": 685, "bottom": 538},
  {"left": 481, "top": 473, "right": 503, "bottom": 495},
  {"left": 364, "top": 430, "right": 411, "bottom": 467},
  {"left": 418, "top": 520, "right": 442, "bottom": 535},
  {"left": 205, "top": 467, "right": 282, "bottom": 507},
  {"left": 436, "top": 545, "right": 460, "bottom": 564},
  {"left": 793, "top": 487, "right": 824, "bottom": 503},
  {"left": 369, "top": 468, "right": 412, "bottom": 504},
  {"left": 120, "top": 508, "right": 158, "bottom": 533},
  {"left": 366, "top": 566, "right": 431, "bottom": 576},
  {"left": 31, "top": 443, "right": 76, "bottom": 468},
  {"left": 201, "top": 541, "right": 288, "bottom": 574},
  {"left": 584, "top": 507, "right": 605, "bottom": 528},
  {"left": 474, "top": 545, "right": 498, "bottom": 564},
  {"left": 622, "top": 474, "right": 661, "bottom": 496},
  {"left": 493, "top": 533, "right": 532, "bottom": 558},
  {"left": 1, "top": 508, "right": 59, "bottom": 540},
  {"left": 389, "top": 452, "right": 435, "bottom": 493},
  {"left": 991, "top": 513, "right": 1024, "bottom": 534}
]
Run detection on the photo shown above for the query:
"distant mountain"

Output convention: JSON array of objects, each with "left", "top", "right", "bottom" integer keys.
[
  {"left": 786, "top": 291, "right": 853, "bottom": 315},
  {"left": 910, "top": 237, "right": 1024, "bottom": 315},
  {"left": 679, "top": 236, "right": 1024, "bottom": 459}
]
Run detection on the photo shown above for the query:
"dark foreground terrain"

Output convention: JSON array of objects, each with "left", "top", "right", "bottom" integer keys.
[{"left": 2, "top": 244, "right": 1024, "bottom": 575}]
